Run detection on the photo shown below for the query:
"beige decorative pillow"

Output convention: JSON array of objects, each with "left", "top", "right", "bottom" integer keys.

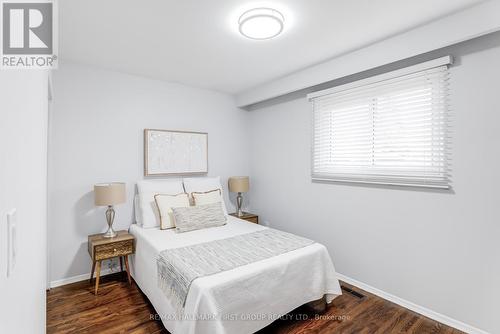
[
  {"left": 191, "top": 189, "right": 228, "bottom": 215},
  {"left": 154, "top": 193, "right": 190, "bottom": 229}
]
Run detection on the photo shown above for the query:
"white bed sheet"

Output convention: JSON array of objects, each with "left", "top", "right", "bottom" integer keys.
[{"left": 129, "top": 216, "right": 341, "bottom": 334}]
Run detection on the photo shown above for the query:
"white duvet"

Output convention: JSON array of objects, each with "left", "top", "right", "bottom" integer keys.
[{"left": 129, "top": 216, "right": 341, "bottom": 334}]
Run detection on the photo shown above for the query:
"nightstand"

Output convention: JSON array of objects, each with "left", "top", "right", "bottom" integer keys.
[
  {"left": 88, "top": 230, "right": 135, "bottom": 295},
  {"left": 230, "top": 212, "right": 259, "bottom": 224}
]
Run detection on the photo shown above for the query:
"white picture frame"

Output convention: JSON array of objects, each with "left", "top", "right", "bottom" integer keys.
[{"left": 144, "top": 129, "right": 208, "bottom": 176}]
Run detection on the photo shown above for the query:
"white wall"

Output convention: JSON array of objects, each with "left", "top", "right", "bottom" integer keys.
[
  {"left": 0, "top": 71, "right": 49, "bottom": 333},
  {"left": 247, "top": 33, "right": 500, "bottom": 333},
  {"left": 48, "top": 63, "right": 250, "bottom": 283}
]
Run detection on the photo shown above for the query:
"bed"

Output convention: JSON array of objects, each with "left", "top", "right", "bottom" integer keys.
[{"left": 129, "top": 215, "right": 342, "bottom": 334}]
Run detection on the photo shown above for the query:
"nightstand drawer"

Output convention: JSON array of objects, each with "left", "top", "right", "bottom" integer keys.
[
  {"left": 246, "top": 216, "right": 259, "bottom": 224},
  {"left": 94, "top": 240, "right": 133, "bottom": 260},
  {"left": 229, "top": 212, "right": 259, "bottom": 224}
]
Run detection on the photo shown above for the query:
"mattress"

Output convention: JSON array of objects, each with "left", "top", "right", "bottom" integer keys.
[{"left": 129, "top": 216, "right": 341, "bottom": 334}]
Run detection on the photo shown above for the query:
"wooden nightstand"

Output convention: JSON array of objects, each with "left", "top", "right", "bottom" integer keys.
[
  {"left": 88, "top": 230, "right": 135, "bottom": 295},
  {"left": 230, "top": 212, "right": 259, "bottom": 224}
]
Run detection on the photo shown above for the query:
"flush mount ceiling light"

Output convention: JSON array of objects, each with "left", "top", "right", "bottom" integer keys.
[{"left": 238, "top": 8, "right": 284, "bottom": 40}]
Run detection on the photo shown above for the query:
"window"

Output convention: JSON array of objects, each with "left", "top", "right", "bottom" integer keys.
[{"left": 309, "top": 57, "right": 451, "bottom": 188}]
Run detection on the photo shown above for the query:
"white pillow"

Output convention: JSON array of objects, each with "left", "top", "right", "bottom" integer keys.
[
  {"left": 191, "top": 189, "right": 228, "bottom": 216},
  {"left": 154, "top": 193, "right": 190, "bottom": 230},
  {"left": 183, "top": 176, "right": 228, "bottom": 215},
  {"left": 137, "top": 180, "right": 184, "bottom": 228},
  {"left": 134, "top": 195, "right": 141, "bottom": 225}
]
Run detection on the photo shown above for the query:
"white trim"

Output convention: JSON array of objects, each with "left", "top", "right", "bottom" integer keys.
[
  {"left": 307, "top": 56, "right": 452, "bottom": 100},
  {"left": 312, "top": 178, "right": 450, "bottom": 190},
  {"left": 337, "top": 273, "right": 490, "bottom": 334},
  {"left": 49, "top": 268, "right": 115, "bottom": 289},
  {"left": 48, "top": 71, "right": 54, "bottom": 101}
]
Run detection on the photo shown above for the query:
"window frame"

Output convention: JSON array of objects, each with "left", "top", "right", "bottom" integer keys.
[{"left": 308, "top": 56, "right": 452, "bottom": 189}]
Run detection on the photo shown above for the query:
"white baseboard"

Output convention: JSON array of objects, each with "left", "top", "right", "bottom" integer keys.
[
  {"left": 49, "top": 268, "right": 116, "bottom": 289},
  {"left": 337, "top": 273, "right": 489, "bottom": 334}
]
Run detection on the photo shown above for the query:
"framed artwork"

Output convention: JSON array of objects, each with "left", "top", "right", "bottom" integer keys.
[{"left": 144, "top": 129, "right": 208, "bottom": 176}]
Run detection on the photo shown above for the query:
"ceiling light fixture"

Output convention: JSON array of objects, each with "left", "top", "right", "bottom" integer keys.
[{"left": 238, "top": 8, "right": 284, "bottom": 40}]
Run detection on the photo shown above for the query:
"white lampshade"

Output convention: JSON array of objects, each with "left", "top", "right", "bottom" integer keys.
[
  {"left": 94, "top": 183, "right": 126, "bottom": 206},
  {"left": 228, "top": 176, "right": 249, "bottom": 193}
]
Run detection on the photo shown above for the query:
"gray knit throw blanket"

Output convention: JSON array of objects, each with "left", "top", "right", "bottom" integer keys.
[{"left": 157, "top": 228, "right": 314, "bottom": 310}]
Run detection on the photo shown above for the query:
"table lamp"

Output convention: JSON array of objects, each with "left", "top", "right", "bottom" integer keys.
[
  {"left": 94, "top": 182, "right": 126, "bottom": 238},
  {"left": 228, "top": 176, "right": 249, "bottom": 217}
]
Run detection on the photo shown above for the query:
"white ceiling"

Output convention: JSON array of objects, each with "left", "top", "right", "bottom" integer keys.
[{"left": 60, "top": 0, "right": 484, "bottom": 94}]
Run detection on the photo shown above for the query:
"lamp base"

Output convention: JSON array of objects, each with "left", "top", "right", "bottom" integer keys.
[
  {"left": 236, "top": 192, "right": 244, "bottom": 217},
  {"left": 103, "top": 226, "right": 117, "bottom": 238},
  {"left": 103, "top": 206, "right": 117, "bottom": 238}
]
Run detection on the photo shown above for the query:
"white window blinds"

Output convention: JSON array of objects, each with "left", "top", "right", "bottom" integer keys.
[{"left": 309, "top": 57, "right": 451, "bottom": 188}]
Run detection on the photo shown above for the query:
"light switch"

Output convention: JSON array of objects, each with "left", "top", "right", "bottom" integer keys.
[{"left": 7, "top": 209, "right": 17, "bottom": 277}]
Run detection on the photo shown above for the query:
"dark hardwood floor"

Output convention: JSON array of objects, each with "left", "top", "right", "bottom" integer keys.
[{"left": 47, "top": 273, "right": 463, "bottom": 334}]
